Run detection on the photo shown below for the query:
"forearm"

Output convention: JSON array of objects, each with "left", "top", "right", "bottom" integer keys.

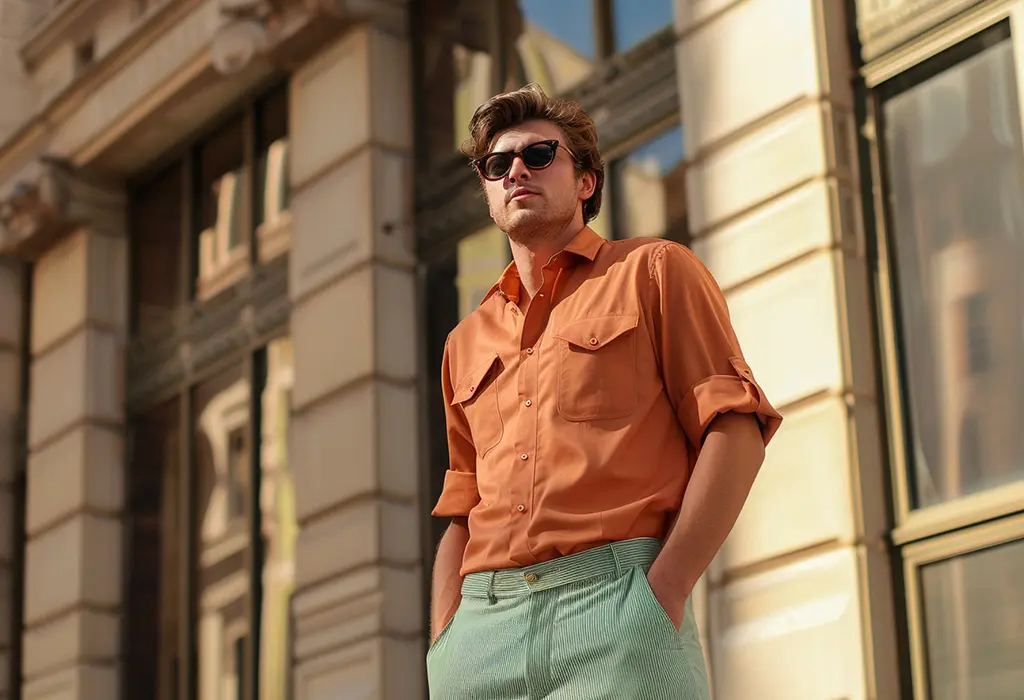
[
  {"left": 430, "top": 516, "right": 470, "bottom": 641},
  {"left": 652, "top": 412, "right": 766, "bottom": 596}
]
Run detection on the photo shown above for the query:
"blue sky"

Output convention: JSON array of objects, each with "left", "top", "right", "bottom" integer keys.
[{"left": 518, "top": 0, "right": 674, "bottom": 58}]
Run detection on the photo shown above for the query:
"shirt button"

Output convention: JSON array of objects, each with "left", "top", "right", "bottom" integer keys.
[
  {"left": 589, "top": 337, "right": 598, "bottom": 346},
  {"left": 524, "top": 399, "right": 532, "bottom": 407},
  {"left": 517, "top": 504, "right": 525, "bottom": 512},
  {"left": 520, "top": 453, "right": 529, "bottom": 460},
  {"left": 524, "top": 573, "right": 539, "bottom": 584},
  {"left": 525, "top": 347, "right": 533, "bottom": 355}
]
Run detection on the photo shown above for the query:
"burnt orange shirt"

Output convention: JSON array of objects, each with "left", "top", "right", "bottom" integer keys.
[{"left": 432, "top": 226, "right": 782, "bottom": 576}]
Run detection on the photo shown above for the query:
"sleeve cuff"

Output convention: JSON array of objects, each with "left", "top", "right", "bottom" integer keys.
[
  {"left": 679, "top": 357, "right": 783, "bottom": 448},
  {"left": 431, "top": 470, "right": 481, "bottom": 517}
]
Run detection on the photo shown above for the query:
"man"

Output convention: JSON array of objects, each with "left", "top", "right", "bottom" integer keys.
[{"left": 426, "top": 84, "right": 782, "bottom": 699}]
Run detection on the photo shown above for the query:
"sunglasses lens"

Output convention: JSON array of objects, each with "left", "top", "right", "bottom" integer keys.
[
  {"left": 483, "top": 154, "right": 512, "bottom": 179},
  {"left": 523, "top": 143, "right": 556, "bottom": 169}
]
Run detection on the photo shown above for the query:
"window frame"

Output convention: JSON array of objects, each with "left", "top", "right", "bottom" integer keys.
[{"left": 861, "top": 8, "right": 1024, "bottom": 700}]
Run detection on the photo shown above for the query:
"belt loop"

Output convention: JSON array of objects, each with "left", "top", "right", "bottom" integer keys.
[
  {"left": 610, "top": 543, "right": 624, "bottom": 578},
  {"left": 487, "top": 571, "right": 497, "bottom": 605}
]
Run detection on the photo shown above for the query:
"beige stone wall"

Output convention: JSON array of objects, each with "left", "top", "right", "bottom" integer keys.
[
  {"left": 0, "top": 259, "right": 23, "bottom": 700},
  {"left": 287, "top": 21, "right": 424, "bottom": 700},
  {"left": 0, "top": 0, "right": 37, "bottom": 146},
  {"left": 675, "top": 1, "right": 899, "bottom": 698},
  {"left": 20, "top": 225, "right": 127, "bottom": 700}
]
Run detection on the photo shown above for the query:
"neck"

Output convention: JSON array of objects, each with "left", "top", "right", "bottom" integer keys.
[{"left": 509, "top": 221, "right": 583, "bottom": 300}]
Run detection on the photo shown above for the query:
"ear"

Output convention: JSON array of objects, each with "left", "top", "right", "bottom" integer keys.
[{"left": 577, "top": 170, "right": 597, "bottom": 201}]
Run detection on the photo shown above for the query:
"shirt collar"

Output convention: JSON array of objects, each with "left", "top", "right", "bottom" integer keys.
[{"left": 480, "top": 226, "right": 605, "bottom": 306}]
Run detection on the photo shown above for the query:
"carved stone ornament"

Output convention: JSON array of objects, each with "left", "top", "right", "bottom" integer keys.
[{"left": 0, "top": 157, "right": 124, "bottom": 260}]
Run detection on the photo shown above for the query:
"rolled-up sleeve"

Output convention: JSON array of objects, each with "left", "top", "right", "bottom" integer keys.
[
  {"left": 431, "top": 336, "right": 482, "bottom": 517},
  {"left": 648, "top": 243, "right": 783, "bottom": 450}
]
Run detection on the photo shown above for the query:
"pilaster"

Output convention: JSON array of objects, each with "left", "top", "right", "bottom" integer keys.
[
  {"left": 288, "top": 19, "right": 423, "bottom": 700},
  {"left": 674, "top": 1, "right": 899, "bottom": 698},
  {"left": 12, "top": 168, "right": 127, "bottom": 700}
]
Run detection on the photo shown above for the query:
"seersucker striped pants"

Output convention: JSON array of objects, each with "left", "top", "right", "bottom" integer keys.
[{"left": 426, "top": 537, "right": 711, "bottom": 699}]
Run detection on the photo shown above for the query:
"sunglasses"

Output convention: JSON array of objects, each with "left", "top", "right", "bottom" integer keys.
[{"left": 472, "top": 139, "right": 577, "bottom": 180}]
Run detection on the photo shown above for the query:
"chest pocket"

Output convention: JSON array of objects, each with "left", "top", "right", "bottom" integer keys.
[
  {"left": 553, "top": 314, "right": 639, "bottom": 421},
  {"left": 452, "top": 353, "right": 504, "bottom": 457}
]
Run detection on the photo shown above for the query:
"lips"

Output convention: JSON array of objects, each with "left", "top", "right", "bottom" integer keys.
[{"left": 508, "top": 187, "right": 539, "bottom": 202}]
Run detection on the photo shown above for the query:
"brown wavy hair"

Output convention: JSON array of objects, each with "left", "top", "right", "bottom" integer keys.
[{"left": 462, "top": 83, "right": 604, "bottom": 224}]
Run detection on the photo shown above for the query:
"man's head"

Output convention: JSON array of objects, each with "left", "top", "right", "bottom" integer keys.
[{"left": 462, "top": 84, "right": 604, "bottom": 246}]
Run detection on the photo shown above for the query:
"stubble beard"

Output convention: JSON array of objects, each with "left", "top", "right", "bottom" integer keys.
[{"left": 496, "top": 196, "right": 577, "bottom": 247}]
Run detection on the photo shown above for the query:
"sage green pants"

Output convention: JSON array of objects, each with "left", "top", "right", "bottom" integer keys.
[{"left": 426, "top": 538, "right": 711, "bottom": 699}]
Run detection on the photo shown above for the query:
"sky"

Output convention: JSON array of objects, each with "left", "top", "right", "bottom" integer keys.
[{"left": 517, "top": 0, "right": 674, "bottom": 59}]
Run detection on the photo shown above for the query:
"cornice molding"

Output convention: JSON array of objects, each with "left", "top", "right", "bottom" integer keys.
[
  {"left": 414, "top": 28, "right": 680, "bottom": 263},
  {"left": 856, "top": 0, "right": 983, "bottom": 61}
]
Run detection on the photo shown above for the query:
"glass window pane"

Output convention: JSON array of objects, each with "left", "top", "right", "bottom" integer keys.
[
  {"left": 258, "top": 337, "right": 295, "bottom": 700},
  {"left": 194, "top": 365, "right": 251, "bottom": 700},
  {"left": 611, "top": 125, "right": 687, "bottom": 240},
  {"left": 882, "top": 36, "right": 1024, "bottom": 509},
  {"left": 130, "top": 161, "right": 183, "bottom": 338},
  {"left": 196, "top": 117, "right": 247, "bottom": 298},
  {"left": 611, "top": 0, "right": 673, "bottom": 54},
  {"left": 255, "top": 86, "right": 291, "bottom": 263},
  {"left": 125, "top": 398, "right": 181, "bottom": 700},
  {"left": 507, "top": 0, "right": 595, "bottom": 95},
  {"left": 920, "top": 537, "right": 1024, "bottom": 699},
  {"left": 457, "top": 225, "right": 510, "bottom": 319}
]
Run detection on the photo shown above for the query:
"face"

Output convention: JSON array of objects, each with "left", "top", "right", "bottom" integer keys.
[{"left": 480, "top": 119, "right": 596, "bottom": 245}]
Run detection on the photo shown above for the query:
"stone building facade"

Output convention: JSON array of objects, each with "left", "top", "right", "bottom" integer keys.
[{"left": 0, "top": 0, "right": 1021, "bottom": 699}]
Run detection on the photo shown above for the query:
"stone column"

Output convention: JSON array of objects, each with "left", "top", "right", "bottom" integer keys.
[
  {"left": 14, "top": 172, "right": 127, "bottom": 700},
  {"left": 287, "top": 19, "right": 423, "bottom": 700},
  {"left": 675, "top": 1, "right": 899, "bottom": 698},
  {"left": 0, "top": 259, "right": 23, "bottom": 700}
]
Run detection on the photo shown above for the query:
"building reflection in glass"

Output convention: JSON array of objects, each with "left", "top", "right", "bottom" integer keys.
[
  {"left": 883, "top": 36, "right": 1024, "bottom": 510},
  {"left": 508, "top": 0, "right": 595, "bottom": 95},
  {"left": 259, "top": 337, "right": 296, "bottom": 700},
  {"left": 194, "top": 366, "right": 251, "bottom": 700},
  {"left": 611, "top": 125, "right": 686, "bottom": 241}
]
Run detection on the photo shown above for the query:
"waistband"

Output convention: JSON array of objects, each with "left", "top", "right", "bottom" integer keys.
[{"left": 462, "top": 538, "right": 662, "bottom": 599}]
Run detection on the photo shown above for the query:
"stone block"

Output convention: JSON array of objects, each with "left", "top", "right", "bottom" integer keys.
[
  {"left": 26, "top": 424, "right": 123, "bottom": 537},
  {"left": 21, "top": 664, "right": 117, "bottom": 700},
  {"left": 294, "top": 634, "right": 424, "bottom": 700},
  {"left": 27, "top": 328, "right": 122, "bottom": 450},
  {"left": 692, "top": 179, "right": 838, "bottom": 291},
  {"left": 290, "top": 29, "right": 371, "bottom": 189},
  {"left": 709, "top": 547, "right": 868, "bottom": 700},
  {"left": 369, "top": 29, "right": 413, "bottom": 151},
  {"left": 686, "top": 101, "right": 829, "bottom": 235},
  {"left": 370, "top": 148, "right": 416, "bottom": 269},
  {"left": 713, "top": 397, "right": 853, "bottom": 579},
  {"left": 23, "top": 514, "right": 121, "bottom": 625},
  {"left": 22, "top": 609, "right": 119, "bottom": 680},
  {"left": 292, "top": 381, "right": 418, "bottom": 524},
  {"left": 292, "top": 264, "right": 416, "bottom": 410},
  {"left": 726, "top": 251, "right": 844, "bottom": 408},
  {"left": 678, "top": 0, "right": 820, "bottom": 154},
  {"left": 294, "top": 499, "right": 419, "bottom": 591},
  {"left": 31, "top": 230, "right": 126, "bottom": 356},
  {"left": 673, "top": 0, "right": 735, "bottom": 34}
]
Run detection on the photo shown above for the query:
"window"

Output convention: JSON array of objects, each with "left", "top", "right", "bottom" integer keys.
[
  {"left": 610, "top": 0, "right": 673, "bottom": 54},
  {"left": 609, "top": 124, "right": 686, "bottom": 241},
  {"left": 125, "top": 83, "right": 293, "bottom": 700},
  {"left": 871, "top": 19, "right": 1024, "bottom": 700}
]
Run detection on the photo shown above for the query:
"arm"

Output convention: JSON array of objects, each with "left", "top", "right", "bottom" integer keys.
[
  {"left": 642, "top": 243, "right": 783, "bottom": 626},
  {"left": 647, "top": 413, "right": 764, "bottom": 625},
  {"left": 429, "top": 337, "right": 481, "bottom": 639},
  {"left": 431, "top": 516, "right": 470, "bottom": 642}
]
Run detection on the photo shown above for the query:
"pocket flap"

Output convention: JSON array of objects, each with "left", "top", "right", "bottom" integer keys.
[
  {"left": 451, "top": 353, "right": 501, "bottom": 405},
  {"left": 552, "top": 314, "right": 639, "bottom": 351}
]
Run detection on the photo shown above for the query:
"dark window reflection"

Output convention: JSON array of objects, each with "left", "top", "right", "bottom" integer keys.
[
  {"left": 196, "top": 117, "right": 247, "bottom": 297},
  {"left": 920, "top": 538, "right": 1024, "bottom": 699},
  {"left": 611, "top": 0, "right": 673, "bottom": 54},
  {"left": 507, "top": 0, "right": 595, "bottom": 94},
  {"left": 125, "top": 399, "right": 181, "bottom": 700},
  {"left": 194, "top": 365, "right": 251, "bottom": 700},
  {"left": 255, "top": 85, "right": 290, "bottom": 263},
  {"left": 130, "top": 161, "right": 183, "bottom": 338},
  {"left": 883, "top": 35, "right": 1024, "bottom": 509},
  {"left": 611, "top": 125, "right": 687, "bottom": 241},
  {"left": 258, "top": 337, "right": 295, "bottom": 700}
]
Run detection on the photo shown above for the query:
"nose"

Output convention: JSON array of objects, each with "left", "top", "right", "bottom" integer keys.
[{"left": 507, "top": 154, "right": 531, "bottom": 183}]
